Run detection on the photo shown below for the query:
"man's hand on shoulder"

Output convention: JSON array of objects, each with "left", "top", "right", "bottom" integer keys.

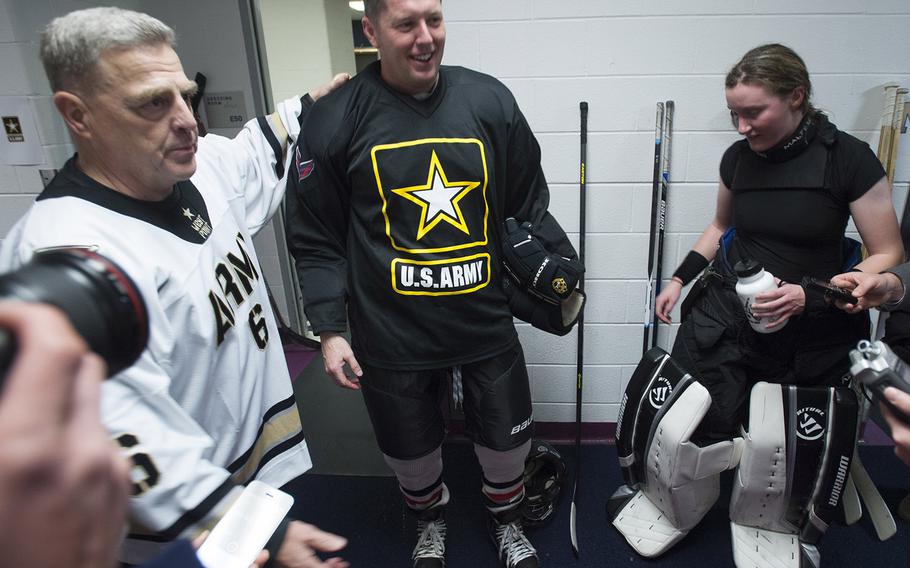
[{"left": 309, "top": 74, "right": 351, "bottom": 102}]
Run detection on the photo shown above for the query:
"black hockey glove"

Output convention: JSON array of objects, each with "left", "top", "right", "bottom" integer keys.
[{"left": 501, "top": 217, "right": 584, "bottom": 305}]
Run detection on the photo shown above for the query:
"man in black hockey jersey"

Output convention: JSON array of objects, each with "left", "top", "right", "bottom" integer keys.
[{"left": 284, "top": 1, "right": 579, "bottom": 567}]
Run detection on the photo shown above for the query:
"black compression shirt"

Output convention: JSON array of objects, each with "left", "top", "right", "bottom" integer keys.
[{"left": 719, "top": 120, "right": 885, "bottom": 282}]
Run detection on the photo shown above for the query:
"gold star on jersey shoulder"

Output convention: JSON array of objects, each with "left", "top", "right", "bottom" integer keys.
[{"left": 390, "top": 150, "right": 480, "bottom": 240}]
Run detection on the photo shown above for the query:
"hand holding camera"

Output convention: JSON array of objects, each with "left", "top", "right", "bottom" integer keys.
[
  {"left": 0, "top": 249, "right": 148, "bottom": 568},
  {"left": 849, "top": 340, "right": 910, "bottom": 425},
  {"left": 0, "top": 301, "right": 130, "bottom": 568}
]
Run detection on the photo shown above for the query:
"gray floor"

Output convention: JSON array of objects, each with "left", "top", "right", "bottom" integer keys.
[{"left": 292, "top": 352, "right": 391, "bottom": 476}]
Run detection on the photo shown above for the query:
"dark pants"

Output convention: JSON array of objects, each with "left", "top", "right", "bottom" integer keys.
[
  {"left": 672, "top": 279, "right": 868, "bottom": 439},
  {"left": 358, "top": 342, "right": 534, "bottom": 459}
]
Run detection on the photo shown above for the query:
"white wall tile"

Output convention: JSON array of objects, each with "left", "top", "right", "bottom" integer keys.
[
  {"left": 0, "top": 165, "right": 20, "bottom": 193},
  {"left": 0, "top": 1, "right": 14, "bottom": 43},
  {"left": 15, "top": 167, "right": 45, "bottom": 194},
  {"left": 445, "top": 0, "right": 531, "bottom": 22},
  {"left": 5, "top": 0, "right": 53, "bottom": 43},
  {"left": 0, "top": 44, "right": 37, "bottom": 95},
  {"left": 0, "top": 195, "right": 35, "bottom": 234},
  {"left": 529, "top": 364, "right": 622, "bottom": 404},
  {"left": 442, "top": 23, "right": 480, "bottom": 71},
  {"left": 29, "top": 96, "right": 69, "bottom": 146}
]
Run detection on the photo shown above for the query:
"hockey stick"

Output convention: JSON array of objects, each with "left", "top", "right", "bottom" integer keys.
[
  {"left": 887, "top": 88, "right": 907, "bottom": 184},
  {"left": 642, "top": 102, "right": 664, "bottom": 356},
  {"left": 650, "top": 101, "right": 674, "bottom": 349},
  {"left": 876, "top": 84, "right": 899, "bottom": 170},
  {"left": 569, "top": 100, "right": 588, "bottom": 558}
]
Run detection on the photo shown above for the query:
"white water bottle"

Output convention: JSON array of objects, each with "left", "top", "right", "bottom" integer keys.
[{"left": 734, "top": 259, "right": 785, "bottom": 334}]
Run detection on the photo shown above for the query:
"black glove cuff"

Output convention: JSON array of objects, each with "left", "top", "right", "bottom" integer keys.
[
  {"left": 799, "top": 277, "right": 830, "bottom": 313},
  {"left": 672, "top": 251, "right": 709, "bottom": 286}
]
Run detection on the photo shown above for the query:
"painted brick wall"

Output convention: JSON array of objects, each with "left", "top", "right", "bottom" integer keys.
[
  {"left": 442, "top": 0, "right": 910, "bottom": 423},
  {"left": 2, "top": 0, "right": 909, "bottom": 424}
]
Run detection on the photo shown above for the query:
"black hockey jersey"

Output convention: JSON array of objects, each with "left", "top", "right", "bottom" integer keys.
[{"left": 286, "top": 62, "right": 575, "bottom": 370}]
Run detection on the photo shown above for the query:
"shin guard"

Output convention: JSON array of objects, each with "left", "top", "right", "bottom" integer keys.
[
  {"left": 608, "top": 348, "right": 743, "bottom": 557},
  {"left": 729, "top": 382, "right": 859, "bottom": 568}
]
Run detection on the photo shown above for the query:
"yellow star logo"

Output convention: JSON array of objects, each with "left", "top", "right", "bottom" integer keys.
[{"left": 391, "top": 150, "right": 480, "bottom": 240}]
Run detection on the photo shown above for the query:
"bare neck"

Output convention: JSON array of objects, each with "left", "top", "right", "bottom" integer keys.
[{"left": 76, "top": 151, "right": 173, "bottom": 202}]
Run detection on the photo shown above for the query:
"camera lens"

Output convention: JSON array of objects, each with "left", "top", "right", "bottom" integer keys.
[{"left": 0, "top": 248, "right": 148, "bottom": 378}]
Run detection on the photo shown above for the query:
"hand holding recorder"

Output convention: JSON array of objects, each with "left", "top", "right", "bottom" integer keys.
[{"left": 831, "top": 271, "right": 903, "bottom": 313}]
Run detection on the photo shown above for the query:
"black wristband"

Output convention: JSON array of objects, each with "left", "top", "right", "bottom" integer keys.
[
  {"left": 262, "top": 516, "right": 293, "bottom": 568},
  {"left": 673, "top": 251, "right": 709, "bottom": 285},
  {"left": 799, "top": 277, "right": 830, "bottom": 314}
]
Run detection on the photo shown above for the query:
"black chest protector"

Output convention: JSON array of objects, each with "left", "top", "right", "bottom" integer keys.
[{"left": 728, "top": 116, "right": 846, "bottom": 282}]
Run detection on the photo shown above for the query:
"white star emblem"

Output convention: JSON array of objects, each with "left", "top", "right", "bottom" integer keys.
[
  {"left": 182, "top": 207, "right": 194, "bottom": 219},
  {"left": 4, "top": 119, "right": 19, "bottom": 134},
  {"left": 391, "top": 150, "right": 480, "bottom": 240}
]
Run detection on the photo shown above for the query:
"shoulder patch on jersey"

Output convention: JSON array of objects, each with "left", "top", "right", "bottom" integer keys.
[{"left": 296, "top": 147, "right": 315, "bottom": 181}]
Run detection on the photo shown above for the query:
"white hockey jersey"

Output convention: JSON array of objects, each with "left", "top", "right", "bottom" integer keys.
[{"left": 0, "top": 97, "right": 312, "bottom": 564}]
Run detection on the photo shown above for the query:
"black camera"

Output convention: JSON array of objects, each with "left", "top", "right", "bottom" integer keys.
[
  {"left": 849, "top": 339, "right": 910, "bottom": 425},
  {"left": 0, "top": 248, "right": 149, "bottom": 380}
]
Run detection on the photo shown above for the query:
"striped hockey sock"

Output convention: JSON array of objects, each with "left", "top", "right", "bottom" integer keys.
[
  {"left": 475, "top": 440, "right": 531, "bottom": 518},
  {"left": 482, "top": 473, "right": 525, "bottom": 517},
  {"left": 383, "top": 447, "right": 448, "bottom": 514},
  {"left": 401, "top": 475, "right": 449, "bottom": 513}
]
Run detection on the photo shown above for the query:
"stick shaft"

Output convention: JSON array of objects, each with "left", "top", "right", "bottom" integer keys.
[
  {"left": 878, "top": 84, "right": 899, "bottom": 169},
  {"left": 887, "top": 88, "right": 907, "bottom": 184},
  {"left": 642, "top": 102, "right": 664, "bottom": 355},
  {"left": 570, "top": 100, "right": 588, "bottom": 558},
  {"left": 651, "top": 101, "right": 674, "bottom": 348}
]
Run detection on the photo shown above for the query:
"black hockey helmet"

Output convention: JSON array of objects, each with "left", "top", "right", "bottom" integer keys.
[{"left": 521, "top": 440, "right": 567, "bottom": 527}]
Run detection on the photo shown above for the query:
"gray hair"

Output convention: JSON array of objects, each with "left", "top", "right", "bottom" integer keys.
[{"left": 40, "top": 7, "right": 175, "bottom": 93}]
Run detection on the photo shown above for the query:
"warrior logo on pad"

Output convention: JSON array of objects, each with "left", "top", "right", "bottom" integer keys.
[
  {"left": 796, "top": 406, "right": 826, "bottom": 441},
  {"left": 649, "top": 376, "right": 673, "bottom": 409}
]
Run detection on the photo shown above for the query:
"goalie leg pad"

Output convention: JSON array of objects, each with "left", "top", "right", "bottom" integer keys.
[
  {"left": 729, "top": 382, "right": 859, "bottom": 568},
  {"left": 610, "top": 360, "right": 743, "bottom": 558},
  {"left": 614, "top": 347, "right": 689, "bottom": 488}
]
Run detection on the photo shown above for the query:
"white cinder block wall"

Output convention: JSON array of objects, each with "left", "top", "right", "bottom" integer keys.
[
  {"left": 442, "top": 0, "right": 910, "bottom": 424},
  {"left": 2, "top": 0, "right": 909, "bottom": 426}
]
